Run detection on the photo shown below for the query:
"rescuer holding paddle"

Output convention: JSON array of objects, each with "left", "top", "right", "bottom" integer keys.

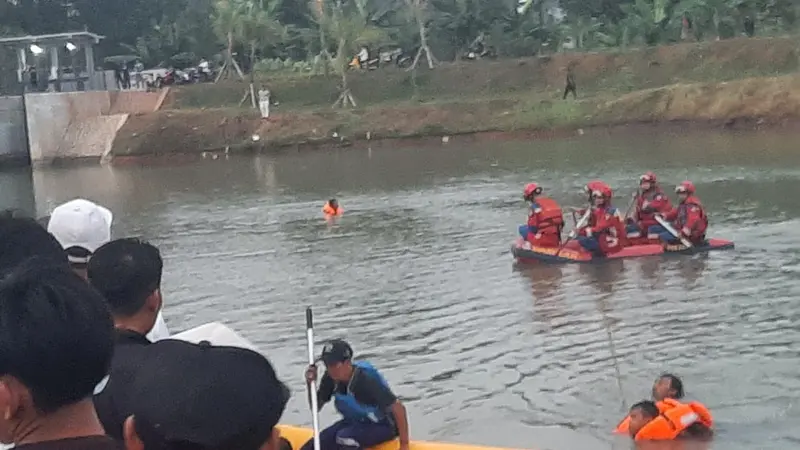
[
  {"left": 303, "top": 339, "right": 410, "bottom": 450},
  {"left": 626, "top": 172, "right": 672, "bottom": 240},
  {"left": 519, "top": 183, "right": 564, "bottom": 247},
  {"left": 652, "top": 181, "right": 708, "bottom": 246},
  {"left": 575, "top": 183, "right": 627, "bottom": 256}
]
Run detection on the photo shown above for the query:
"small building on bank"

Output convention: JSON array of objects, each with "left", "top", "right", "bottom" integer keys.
[{"left": 0, "top": 31, "right": 106, "bottom": 95}]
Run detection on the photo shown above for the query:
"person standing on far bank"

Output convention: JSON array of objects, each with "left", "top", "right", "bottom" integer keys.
[
  {"left": 563, "top": 63, "right": 577, "bottom": 100},
  {"left": 302, "top": 340, "right": 410, "bottom": 450}
]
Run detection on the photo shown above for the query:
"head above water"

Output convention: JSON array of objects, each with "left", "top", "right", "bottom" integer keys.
[
  {"left": 87, "top": 238, "right": 164, "bottom": 336},
  {"left": 328, "top": 199, "right": 338, "bottom": 209},
  {"left": 0, "top": 258, "right": 114, "bottom": 445},
  {"left": 628, "top": 400, "right": 660, "bottom": 438},
  {"left": 319, "top": 339, "right": 354, "bottom": 382},
  {"left": 652, "top": 373, "right": 684, "bottom": 401}
]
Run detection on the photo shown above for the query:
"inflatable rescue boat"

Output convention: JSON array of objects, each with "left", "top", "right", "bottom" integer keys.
[
  {"left": 510, "top": 237, "right": 734, "bottom": 264},
  {"left": 277, "top": 425, "right": 523, "bottom": 450}
]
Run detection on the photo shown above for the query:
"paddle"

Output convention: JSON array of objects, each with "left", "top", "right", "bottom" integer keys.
[
  {"left": 556, "top": 207, "right": 592, "bottom": 256},
  {"left": 305, "top": 307, "right": 322, "bottom": 450},
  {"left": 623, "top": 190, "right": 639, "bottom": 220},
  {"left": 654, "top": 215, "right": 693, "bottom": 248}
]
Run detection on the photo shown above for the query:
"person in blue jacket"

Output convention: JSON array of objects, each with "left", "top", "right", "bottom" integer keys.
[{"left": 302, "top": 339, "right": 410, "bottom": 450}]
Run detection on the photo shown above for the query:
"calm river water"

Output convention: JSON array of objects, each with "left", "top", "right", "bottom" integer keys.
[{"left": 3, "top": 129, "right": 800, "bottom": 450}]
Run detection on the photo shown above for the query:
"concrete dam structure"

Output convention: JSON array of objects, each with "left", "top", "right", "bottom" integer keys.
[{"left": 0, "top": 89, "right": 168, "bottom": 166}]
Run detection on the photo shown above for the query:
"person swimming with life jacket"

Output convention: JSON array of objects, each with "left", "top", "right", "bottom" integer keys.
[
  {"left": 651, "top": 181, "right": 708, "bottom": 246},
  {"left": 323, "top": 199, "right": 343, "bottom": 217},
  {"left": 518, "top": 183, "right": 565, "bottom": 248},
  {"left": 575, "top": 182, "right": 627, "bottom": 257},
  {"left": 302, "top": 339, "right": 410, "bottom": 450},
  {"left": 626, "top": 172, "right": 672, "bottom": 240},
  {"left": 615, "top": 373, "right": 689, "bottom": 434},
  {"left": 625, "top": 399, "right": 713, "bottom": 441}
]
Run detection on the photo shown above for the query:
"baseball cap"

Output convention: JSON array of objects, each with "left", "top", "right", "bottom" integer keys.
[
  {"left": 128, "top": 339, "right": 290, "bottom": 450},
  {"left": 47, "top": 199, "right": 113, "bottom": 263},
  {"left": 319, "top": 339, "right": 353, "bottom": 365}
]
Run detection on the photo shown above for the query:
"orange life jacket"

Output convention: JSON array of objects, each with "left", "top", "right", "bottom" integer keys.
[
  {"left": 323, "top": 204, "right": 342, "bottom": 216},
  {"left": 531, "top": 197, "right": 564, "bottom": 236},
  {"left": 614, "top": 400, "right": 672, "bottom": 434},
  {"left": 633, "top": 399, "right": 713, "bottom": 441}
]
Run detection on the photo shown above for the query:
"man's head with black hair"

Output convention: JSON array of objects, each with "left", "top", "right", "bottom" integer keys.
[
  {"left": 652, "top": 373, "right": 684, "bottom": 401},
  {"left": 0, "top": 210, "right": 67, "bottom": 276},
  {"left": 0, "top": 257, "right": 114, "bottom": 444},
  {"left": 628, "top": 400, "right": 660, "bottom": 438},
  {"left": 88, "top": 238, "right": 163, "bottom": 336}
]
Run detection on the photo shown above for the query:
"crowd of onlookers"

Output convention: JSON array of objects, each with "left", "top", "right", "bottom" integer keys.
[{"left": 0, "top": 198, "right": 290, "bottom": 450}]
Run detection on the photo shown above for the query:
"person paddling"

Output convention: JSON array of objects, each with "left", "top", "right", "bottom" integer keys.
[
  {"left": 323, "top": 199, "right": 343, "bottom": 217},
  {"left": 575, "top": 182, "right": 627, "bottom": 257},
  {"left": 302, "top": 339, "right": 410, "bottom": 450},
  {"left": 519, "top": 183, "right": 564, "bottom": 248},
  {"left": 653, "top": 181, "right": 708, "bottom": 246},
  {"left": 626, "top": 172, "right": 671, "bottom": 241}
]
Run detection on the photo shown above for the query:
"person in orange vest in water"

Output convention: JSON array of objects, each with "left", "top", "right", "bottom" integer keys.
[
  {"left": 323, "top": 199, "right": 343, "bottom": 217},
  {"left": 626, "top": 399, "right": 713, "bottom": 441},
  {"left": 615, "top": 373, "right": 685, "bottom": 434},
  {"left": 518, "top": 183, "right": 564, "bottom": 247}
]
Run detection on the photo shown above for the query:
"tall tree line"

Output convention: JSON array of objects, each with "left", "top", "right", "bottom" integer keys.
[{"left": 1, "top": 0, "right": 797, "bottom": 68}]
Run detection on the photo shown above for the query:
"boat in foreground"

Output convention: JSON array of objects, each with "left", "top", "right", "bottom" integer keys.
[
  {"left": 510, "top": 237, "right": 734, "bottom": 264},
  {"left": 277, "top": 425, "right": 524, "bottom": 450}
]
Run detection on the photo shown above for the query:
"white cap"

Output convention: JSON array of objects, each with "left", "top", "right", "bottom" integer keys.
[{"left": 47, "top": 199, "right": 113, "bottom": 263}]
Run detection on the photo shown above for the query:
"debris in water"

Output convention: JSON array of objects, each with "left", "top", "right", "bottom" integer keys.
[{"left": 442, "top": 136, "right": 450, "bottom": 143}]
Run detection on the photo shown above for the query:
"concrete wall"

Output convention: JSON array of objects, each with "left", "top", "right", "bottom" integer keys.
[
  {"left": 23, "top": 90, "right": 164, "bottom": 165},
  {"left": 0, "top": 96, "right": 29, "bottom": 165}
]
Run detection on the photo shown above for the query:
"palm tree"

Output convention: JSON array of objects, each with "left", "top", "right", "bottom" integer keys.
[
  {"left": 237, "top": 0, "right": 285, "bottom": 106},
  {"left": 212, "top": 0, "right": 247, "bottom": 80}
]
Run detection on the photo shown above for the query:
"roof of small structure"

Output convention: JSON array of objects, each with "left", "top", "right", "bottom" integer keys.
[{"left": 0, "top": 32, "right": 104, "bottom": 47}]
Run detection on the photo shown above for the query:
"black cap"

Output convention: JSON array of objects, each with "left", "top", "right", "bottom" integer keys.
[
  {"left": 128, "top": 339, "right": 290, "bottom": 450},
  {"left": 319, "top": 339, "right": 353, "bottom": 365}
]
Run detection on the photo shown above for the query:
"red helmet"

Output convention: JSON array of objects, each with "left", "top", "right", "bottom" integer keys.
[
  {"left": 585, "top": 180, "right": 609, "bottom": 194},
  {"left": 675, "top": 181, "right": 695, "bottom": 194},
  {"left": 640, "top": 172, "right": 657, "bottom": 184},
  {"left": 524, "top": 183, "right": 543, "bottom": 198},
  {"left": 590, "top": 184, "right": 613, "bottom": 199}
]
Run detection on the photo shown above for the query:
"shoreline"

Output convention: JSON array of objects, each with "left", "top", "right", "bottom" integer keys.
[
  {"left": 109, "top": 115, "right": 800, "bottom": 166},
  {"left": 109, "top": 70, "right": 800, "bottom": 162}
]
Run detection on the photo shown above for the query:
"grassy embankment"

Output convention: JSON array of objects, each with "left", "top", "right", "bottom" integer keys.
[{"left": 112, "top": 36, "right": 800, "bottom": 157}]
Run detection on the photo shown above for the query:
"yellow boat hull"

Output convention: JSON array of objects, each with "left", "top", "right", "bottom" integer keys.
[{"left": 276, "top": 425, "right": 522, "bottom": 450}]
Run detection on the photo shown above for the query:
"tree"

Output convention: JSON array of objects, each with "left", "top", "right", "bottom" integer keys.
[
  {"left": 238, "top": 0, "right": 285, "bottom": 106},
  {"left": 405, "top": 0, "right": 437, "bottom": 69},
  {"left": 212, "top": 0, "right": 247, "bottom": 80},
  {"left": 673, "top": 0, "right": 744, "bottom": 40}
]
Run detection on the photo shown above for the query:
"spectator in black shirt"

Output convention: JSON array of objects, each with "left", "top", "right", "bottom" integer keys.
[
  {"left": 0, "top": 259, "right": 118, "bottom": 450},
  {"left": 88, "top": 238, "right": 165, "bottom": 440},
  {"left": 302, "top": 340, "right": 409, "bottom": 450}
]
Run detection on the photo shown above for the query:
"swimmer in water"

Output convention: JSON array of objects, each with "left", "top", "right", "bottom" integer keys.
[{"left": 322, "top": 199, "right": 343, "bottom": 217}]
